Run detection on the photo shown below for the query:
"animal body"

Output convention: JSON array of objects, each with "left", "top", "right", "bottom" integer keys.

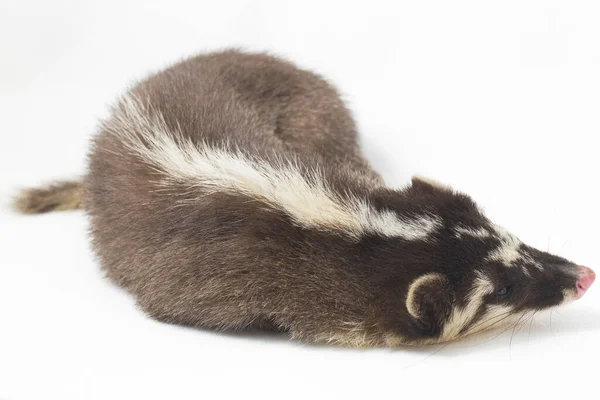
[{"left": 15, "top": 50, "right": 595, "bottom": 347}]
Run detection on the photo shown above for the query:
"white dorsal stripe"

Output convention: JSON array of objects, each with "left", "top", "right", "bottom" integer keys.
[{"left": 104, "top": 94, "right": 442, "bottom": 240}]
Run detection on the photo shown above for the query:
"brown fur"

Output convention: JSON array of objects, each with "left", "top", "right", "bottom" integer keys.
[
  {"left": 14, "top": 181, "right": 82, "bottom": 214},
  {"left": 16, "top": 50, "right": 585, "bottom": 347},
  {"left": 84, "top": 50, "right": 389, "bottom": 345}
]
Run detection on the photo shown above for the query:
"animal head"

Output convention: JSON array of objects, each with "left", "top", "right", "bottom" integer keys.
[{"left": 370, "top": 176, "right": 595, "bottom": 345}]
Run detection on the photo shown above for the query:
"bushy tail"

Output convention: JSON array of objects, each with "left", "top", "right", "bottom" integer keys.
[{"left": 14, "top": 181, "right": 83, "bottom": 214}]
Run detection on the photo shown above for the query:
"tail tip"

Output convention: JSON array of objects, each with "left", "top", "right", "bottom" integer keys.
[{"left": 13, "top": 181, "right": 82, "bottom": 215}]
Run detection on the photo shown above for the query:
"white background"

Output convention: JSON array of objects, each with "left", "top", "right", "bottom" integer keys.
[{"left": 1, "top": 0, "right": 599, "bottom": 399}]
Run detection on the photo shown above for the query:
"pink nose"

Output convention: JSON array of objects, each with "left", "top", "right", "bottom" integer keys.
[{"left": 575, "top": 266, "right": 595, "bottom": 299}]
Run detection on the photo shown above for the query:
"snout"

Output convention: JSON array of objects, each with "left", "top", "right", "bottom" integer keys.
[{"left": 575, "top": 266, "right": 595, "bottom": 299}]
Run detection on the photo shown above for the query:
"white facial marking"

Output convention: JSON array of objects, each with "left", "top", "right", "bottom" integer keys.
[
  {"left": 455, "top": 225, "right": 540, "bottom": 273},
  {"left": 454, "top": 222, "right": 544, "bottom": 273},
  {"left": 105, "top": 94, "right": 442, "bottom": 240},
  {"left": 441, "top": 271, "right": 494, "bottom": 341},
  {"left": 562, "top": 288, "right": 577, "bottom": 303},
  {"left": 480, "top": 223, "right": 545, "bottom": 272},
  {"left": 486, "top": 223, "right": 523, "bottom": 266},
  {"left": 521, "top": 253, "right": 544, "bottom": 271},
  {"left": 463, "top": 304, "right": 516, "bottom": 337},
  {"left": 454, "top": 226, "right": 492, "bottom": 239}
]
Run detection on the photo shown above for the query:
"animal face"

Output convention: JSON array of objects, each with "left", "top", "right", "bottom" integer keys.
[{"left": 391, "top": 177, "right": 595, "bottom": 344}]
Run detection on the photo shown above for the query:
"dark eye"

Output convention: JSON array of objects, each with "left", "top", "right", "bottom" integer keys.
[{"left": 496, "top": 285, "right": 512, "bottom": 297}]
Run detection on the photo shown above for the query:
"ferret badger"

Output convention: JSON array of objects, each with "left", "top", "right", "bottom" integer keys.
[{"left": 15, "top": 50, "right": 595, "bottom": 347}]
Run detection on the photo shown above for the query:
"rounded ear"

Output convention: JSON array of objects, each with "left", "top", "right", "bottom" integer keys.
[
  {"left": 406, "top": 273, "right": 453, "bottom": 329},
  {"left": 411, "top": 175, "right": 453, "bottom": 192}
]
